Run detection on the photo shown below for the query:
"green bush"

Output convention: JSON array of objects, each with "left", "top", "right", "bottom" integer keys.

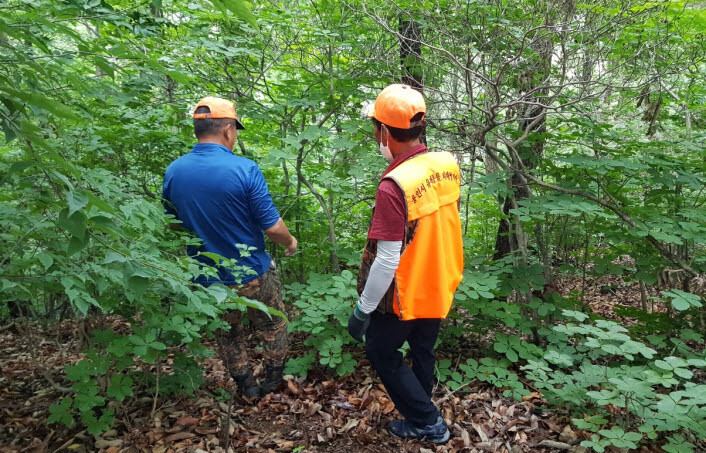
[
  {"left": 0, "top": 154, "right": 280, "bottom": 435},
  {"left": 285, "top": 271, "right": 358, "bottom": 377},
  {"left": 523, "top": 310, "right": 706, "bottom": 452}
]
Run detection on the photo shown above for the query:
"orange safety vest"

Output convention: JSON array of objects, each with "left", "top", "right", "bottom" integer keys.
[{"left": 384, "top": 151, "right": 464, "bottom": 320}]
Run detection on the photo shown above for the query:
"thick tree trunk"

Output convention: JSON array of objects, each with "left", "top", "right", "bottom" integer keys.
[
  {"left": 399, "top": 18, "right": 422, "bottom": 91},
  {"left": 399, "top": 17, "right": 426, "bottom": 144}
]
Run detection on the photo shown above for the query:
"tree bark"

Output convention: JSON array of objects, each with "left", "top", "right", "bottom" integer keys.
[
  {"left": 399, "top": 18, "right": 422, "bottom": 91},
  {"left": 399, "top": 17, "right": 426, "bottom": 144},
  {"left": 493, "top": 35, "right": 553, "bottom": 261}
]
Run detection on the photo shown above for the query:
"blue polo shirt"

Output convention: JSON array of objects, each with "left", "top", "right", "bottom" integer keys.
[{"left": 162, "top": 143, "right": 281, "bottom": 285}]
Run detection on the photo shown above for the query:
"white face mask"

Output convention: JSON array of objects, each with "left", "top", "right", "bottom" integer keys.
[
  {"left": 379, "top": 127, "right": 393, "bottom": 162},
  {"left": 379, "top": 140, "right": 393, "bottom": 162}
]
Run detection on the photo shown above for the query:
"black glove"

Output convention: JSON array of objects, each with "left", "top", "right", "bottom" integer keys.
[{"left": 347, "top": 305, "right": 370, "bottom": 343}]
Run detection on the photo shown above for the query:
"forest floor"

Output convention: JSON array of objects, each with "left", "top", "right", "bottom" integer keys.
[{"left": 0, "top": 273, "right": 660, "bottom": 453}]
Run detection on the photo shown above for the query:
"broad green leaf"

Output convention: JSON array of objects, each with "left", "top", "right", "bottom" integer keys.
[
  {"left": 67, "top": 235, "right": 87, "bottom": 257},
  {"left": 67, "top": 190, "right": 89, "bottom": 216},
  {"left": 0, "top": 85, "right": 80, "bottom": 120},
  {"left": 106, "top": 374, "right": 134, "bottom": 402},
  {"left": 58, "top": 209, "right": 87, "bottom": 238},
  {"left": 211, "top": 0, "right": 259, "bottom": 30},
  {"left": 80, "top": 408, "right": 114, "bottom": 435},
  {"left": 38, "top": 253, "right": 54, "bottom": 270},
  {"left": 47, "top": 397, "right": 74, "bottom": 426},
  {"left": 127, "top": 275, "right": 150, "bottom": 298}
]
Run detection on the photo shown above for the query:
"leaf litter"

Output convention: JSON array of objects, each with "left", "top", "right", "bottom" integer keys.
[{"left": 0, "top": 318, "right": 588, "bottom": 453}]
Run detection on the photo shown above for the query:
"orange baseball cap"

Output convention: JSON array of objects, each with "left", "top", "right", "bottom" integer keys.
[
  {"left": 366, "top": 84, "right": 426, "bottom": 129},
  {"left": 192, "top": 96, "right": 244, "bottom": 129}
]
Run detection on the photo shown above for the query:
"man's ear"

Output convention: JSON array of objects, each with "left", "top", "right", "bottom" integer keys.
[
  {"left": 224, "top": 122, "right": 235, "bottom": 141},
  {"left": 380, "top": 124, "right": 390, "bottom": 143}
]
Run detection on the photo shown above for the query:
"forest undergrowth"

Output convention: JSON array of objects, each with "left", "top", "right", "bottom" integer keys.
[{"left": 0, "top": 270, "right": 693, "bottom": 453}]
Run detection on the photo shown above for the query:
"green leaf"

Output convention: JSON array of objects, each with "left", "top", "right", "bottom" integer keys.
[
  {"left": 47, "top": 397, "right": 74, "bottom": 426},
  {"left": 0, "top": 85, "right": 80, "bottom": 120},
  {"left": 74, "top": 386, "right": 105, "bottom": 411},
  {"left": 662, "top": 289, "right": 702, "bottom": 311},
  {"left": 673, "top": 367, "right": 693, "bottom": 379},
  {"left": 67, "top": 235, "right": 87, "bottom": 257},
  {"left": 1, "top": 116, "right": 16, "bottom": 142},
  {"left": 672, "top": 297, "right": 691, "bottom": 311},
  {"left": 197, "top": 251, "right": 225, "bottom": 264},
  {"left": 67, "top": 190, "right": 89, "bottom": 216},
  {"left": 237, "top": 296, "right": 287, "bottom": 321},
  {"left": 149, "top": 341, "right": 167, "bottom": 351},
  {"left": 115, "top": 356, "right": 134, "bottom": 372},
  {"left": 104, "top": 251, "right": 127, "bottom": 264},
  {"left": 562, "top": 310, "right": 589, "bottom": 321},
  {"left": 90, "top": 216, "right": 121, "bottom": 239},
  {"left": 65, "top": 360, "right": 93, "bottom": 382},
  {"left": 211, "top": 0, "right": 259, "bottom": 30},
  {"left": 127, "top": 275, "right": 150, "bottom": 298},
  {"left": 623, "top": 432, "right": 642, "bottom": 442},
  {"left": 106, "top": 374, "right": 133, "bottom": 402},
  {"left": 87, "top": 193, "right": 116, "bottom": 215},
  {"left": 38, "top": 253, "right": 54, "bottom": 270},
  {"left": 663, "top": 435, "right": 695, "bottom": 453},
  {"left": 58, "top": 209, "right": 87, "bottom": 238},
  {"left": 80, "top": 408, "right": 114, "bottom": 435},
  {"left": 94, "top": 56, "right": 115, "bottom": 79},
  {"left": 206, "top": 284, "right": 228, "bottom": 304},
  {"left": 654, "top": 359, "right": 672, "bottom": 371},
  {"left": 687, "top": 358, "right": 706, "bottom": 367}
]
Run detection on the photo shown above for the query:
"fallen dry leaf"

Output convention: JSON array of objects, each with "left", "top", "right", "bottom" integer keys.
[
  {"left": 306, "top": 402, "right": 322, "bottom": 416},
  {"left": 176, "top": 416, "right": 200, "bottom": 427},
  {"left": 287, "top": 380, "right": 300, "bottom": 396},
  {"left": 472, "top": 422, "right": 490, "bottom": 442},
  {"left": 164, "top": 431, "right": 195, "bottom": 442},
  {"left": 338, "top": 419, "right": 359, "bottom": 433},
  {"left": 461, "top": 427, "right": 471, "bottom": 447},
  {"left": 560, "top": 425, "right": 579, "bottom": 443},
  {"left": 382, "top": 400, "right": 396, "bottom": 414}
]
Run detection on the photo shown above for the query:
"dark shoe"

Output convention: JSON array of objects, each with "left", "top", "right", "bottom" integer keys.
[
  {"left": 388, "top": 416, "right": 450, "bottom": 444},
  {"left": 232, "top": 373, "right": 260, "bottom": 398},
  {"left": 261, "top": 365, "right": 285, "bottom": 395}
]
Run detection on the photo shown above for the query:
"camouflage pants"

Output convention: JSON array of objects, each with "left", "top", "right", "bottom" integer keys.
[{"left": 214, "top": 268, "right": 288, "bottom": 378}]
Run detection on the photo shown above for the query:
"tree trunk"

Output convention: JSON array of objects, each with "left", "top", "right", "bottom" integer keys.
[
  {"left": 296, "top": 147, "right": 340, "bottom": 273},
  {"left": 492, "top": 35, "right": 553, "bottom": 262},
  {"left": 399, "top": 17, "right": 426, "bottom": 144},
  {"left": 399, "top": 18, "right": 422, "bottom": 91}
]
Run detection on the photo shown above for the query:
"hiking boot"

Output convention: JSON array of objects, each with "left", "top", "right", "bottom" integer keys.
[
  {"left": 232, "top": 373, "right": 260, "bottom": 399},
  {"left": 388, "top": 416, "right": 450, "bottom": 444},
  {"left": 261, "top": 365, "right": 285, "bottom": 395}
]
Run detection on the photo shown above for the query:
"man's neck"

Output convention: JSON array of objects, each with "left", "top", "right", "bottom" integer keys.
[
  {"left": 198, "top": 137, "right": 231, "bottom": 149},
  {"left": 391, "top": 138, "right": 422, "bottom": 159}
]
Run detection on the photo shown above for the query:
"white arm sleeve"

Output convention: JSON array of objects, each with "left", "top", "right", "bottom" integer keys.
[{"left": 357, "top": 240, "right": 402, "bottom": 314}]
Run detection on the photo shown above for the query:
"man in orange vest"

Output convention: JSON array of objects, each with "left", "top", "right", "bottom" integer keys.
[{"left": 347, "top": 84, "right": 464, "bottom": 444}]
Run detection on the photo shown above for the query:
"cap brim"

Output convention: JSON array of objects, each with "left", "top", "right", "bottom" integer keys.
[{"left": 235, "top": 119, "right": 245, "bottom": 130}]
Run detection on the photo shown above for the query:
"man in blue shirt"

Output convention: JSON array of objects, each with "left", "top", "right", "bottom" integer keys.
[{"left": 163, "top": 96, "right": 297, "bottom": 398}]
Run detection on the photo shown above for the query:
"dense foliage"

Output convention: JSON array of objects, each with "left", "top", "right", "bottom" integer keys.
[{"left": 1, "top": 0, "right": 705, "bottom": 450}]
